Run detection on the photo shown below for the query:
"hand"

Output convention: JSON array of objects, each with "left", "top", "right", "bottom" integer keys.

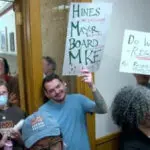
[
  {"left": 10, "top": 129, "right": 21, "bottom": 140},
  {"left": 10, "top": 129, "right": 24, "bottom": 145},
  {"left": 80, "top": 69, "right": 96, "bottom": 91},
  {"left": 9, "top": 93, "right": 18, "bottom": 105},
  {"left": 0, "top": 134, "right": 7, "bottom": 148}
]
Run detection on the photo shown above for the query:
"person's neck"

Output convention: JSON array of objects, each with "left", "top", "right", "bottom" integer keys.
[
  {"left": 0, "top": 105, "right": 8, "bottom": 111},
  {"left": 51, "top": 99, "right": 65, "bottom": 104},
  {"left": 50, "top": 95, "right": 66, "bottom": 104},
  {"left": 139, "top": 125, "right": 150, "bottom": 137},
  {"left": 46, "top": 71, "right": 53, "bottom": 76}
]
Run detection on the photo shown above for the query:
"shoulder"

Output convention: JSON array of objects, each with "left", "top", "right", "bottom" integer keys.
[
  {"left": 7, "top": 105, "right": 25, "bottom": 118},
  {"left": 39, "top": 101, "right": 51, "bottom": 111},
  {"left": 66, "top": 94, "right": 91, "bottom": 107},
  {"left": 9, "top": 105, "right": 22, "bottom": 111},
  {"left": 67, "top": 93, "right": 88, "bottom": 100}
]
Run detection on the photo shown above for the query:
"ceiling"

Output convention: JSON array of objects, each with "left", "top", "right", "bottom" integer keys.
[
  {"left": 0, "top": 0, "right": 14, "bottom": 2},
  {"left": 0, "top": 1, "right": 12, "bottom": 13}
]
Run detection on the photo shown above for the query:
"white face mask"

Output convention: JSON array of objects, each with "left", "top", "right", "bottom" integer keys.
[{"left": 0, "top": 95, "right": 8, "bottom": 106}]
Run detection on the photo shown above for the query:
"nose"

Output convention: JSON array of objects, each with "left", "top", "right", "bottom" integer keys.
[{"left": 55, "top": 88, "right": 60, "bottom": 94}]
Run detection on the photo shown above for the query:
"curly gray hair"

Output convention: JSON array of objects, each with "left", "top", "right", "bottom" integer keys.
[{"left": 111, "top": 85, "right": 150, "bottom": 130}]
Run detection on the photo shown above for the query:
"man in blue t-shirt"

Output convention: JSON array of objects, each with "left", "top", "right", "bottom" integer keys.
[{"left": 39, "top": 69, "right": 107, "bottom": 150}]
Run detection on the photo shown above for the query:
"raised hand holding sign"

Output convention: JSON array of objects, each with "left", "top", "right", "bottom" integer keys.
[{"left": 63, "top": 2, "right": 112, "bottom": 75}]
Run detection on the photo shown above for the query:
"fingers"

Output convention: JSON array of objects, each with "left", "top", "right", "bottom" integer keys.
[
  {"left": 81, "top": 75, "right": 91, "bottom": 81},
  {"left": 9, "top": 93, "right": 16, "bottom": 97},
  {"left": 9, "top": 93, "right": 17, "bottom": 99},
  {"left": 10, "top": 129, "right": 21, "bottom": 139},
  {"left": 81, "top": 68, "right": 89, "bottom": 73},
  {"left": 81, "top": 75, "right": 92, "bottom": 84},
  {"left": 80, "top": 69, "right": 92, "bottom": 80},
  {"left": 80, "top": 69, "right": 91, "bottom": 76},
  {"left": 9, "top": 93, "right": 18, "bottom": 104},
  {"left": 2, "top": 134, "right": 7, "bottom": 141},
  {"left": 80, "top": 69, "right": 93, "bottom": 87}
]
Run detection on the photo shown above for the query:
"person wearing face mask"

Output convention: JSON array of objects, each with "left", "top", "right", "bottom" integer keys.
[
  {"left": 0, "top": 57, "right": 20, "bottom": 106},
  {"left": 111, "top": 85, "right": 150, "bottom": 150},
  {"left": 0, "top": 79, "right": 25, "bottom": 150}
]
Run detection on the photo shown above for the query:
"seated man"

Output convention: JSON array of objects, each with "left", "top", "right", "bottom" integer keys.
[
  {"left": 22, "top": 111, "right": 64, "bottom": 150},
  {"left": 111, "top": 85, "right": 150, "bottom": 150}
]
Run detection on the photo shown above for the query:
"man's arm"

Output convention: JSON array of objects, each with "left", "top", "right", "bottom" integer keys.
[
  {"left": 81, "top": 69, "right": 108, "bottom": 114},
  {"left": 91, "top": 85, "right": 107, "bottom": 114}
]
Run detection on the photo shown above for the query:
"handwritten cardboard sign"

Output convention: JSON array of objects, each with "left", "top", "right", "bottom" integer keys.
[
  {"left": 62, "top": 2, "right": 112, "bottom": 75},
  {"left": 120, "top": 30, "right": 150, "bottom": 75}
]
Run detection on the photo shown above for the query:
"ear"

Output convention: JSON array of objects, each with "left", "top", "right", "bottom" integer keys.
[
  {"left": 62, "top": 81, "right": 67, "bottom": 87},
  {"left": 44, "top": 90, "right": 49, "bottom": 98}
]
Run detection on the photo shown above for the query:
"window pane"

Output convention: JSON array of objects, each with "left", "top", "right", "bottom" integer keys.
[{"left": 40, "top": 0, "right": 76, "bottom": 93}]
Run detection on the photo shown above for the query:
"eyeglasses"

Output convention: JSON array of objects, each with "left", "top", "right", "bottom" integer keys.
[
  {"left": 32, "top": 137, "right": 63, "bottom": 150},
  {"left": 0, "top": 91, "right": 8, "bottom": 96}
]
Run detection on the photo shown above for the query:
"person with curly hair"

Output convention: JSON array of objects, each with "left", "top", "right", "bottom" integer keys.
[{"left": 111, "top": 85, "right": 150, "bottom": 150}]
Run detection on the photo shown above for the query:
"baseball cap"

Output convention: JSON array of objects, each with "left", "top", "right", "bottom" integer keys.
[{"left": 22, "top": 111, "right": 61, "bottom": 148}]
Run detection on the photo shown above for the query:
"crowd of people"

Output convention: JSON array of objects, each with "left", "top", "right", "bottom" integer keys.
[{"left": 0, "top": 56, "right": 150, "bottom": 150}]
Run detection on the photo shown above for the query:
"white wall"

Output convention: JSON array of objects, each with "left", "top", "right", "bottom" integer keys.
[
  {"left": 93, "top": 0, "right": 150, "bottom": 138},
  {"left": 0, "top": 9, "right": 17, "bottom": 74},
  {"left": 0, "top": 9, "right": 16, "bottom": 54}
]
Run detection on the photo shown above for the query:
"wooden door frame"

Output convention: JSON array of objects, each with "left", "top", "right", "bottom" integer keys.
[
  {"left": 14, "top": 0, "right": 43, "bottom": 113},
  {"left": 75, "top": 1, "right": 95, "bottom": 150},
  {"left": 14, "top": 0, "right": 95, "bottom": 149}
]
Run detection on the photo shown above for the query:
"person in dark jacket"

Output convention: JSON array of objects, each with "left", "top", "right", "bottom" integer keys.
[
  {"left": 111, "top": 85, "right": 150, "bottom": 150},
  {"left": 0, "top": 79, "right": 25, "bottom": 149}
]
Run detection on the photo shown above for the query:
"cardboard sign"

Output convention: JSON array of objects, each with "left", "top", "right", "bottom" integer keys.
[
  {"left": 120, "top": 30, "right": 150, "bottom": 75},
  {"left": 62, "top": 2, "right": 112, "bottom": 75}
]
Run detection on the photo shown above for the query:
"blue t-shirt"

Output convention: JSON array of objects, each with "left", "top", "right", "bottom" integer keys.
[{"left": 39, "top": 94, "right": 96, "bottom": 150}]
